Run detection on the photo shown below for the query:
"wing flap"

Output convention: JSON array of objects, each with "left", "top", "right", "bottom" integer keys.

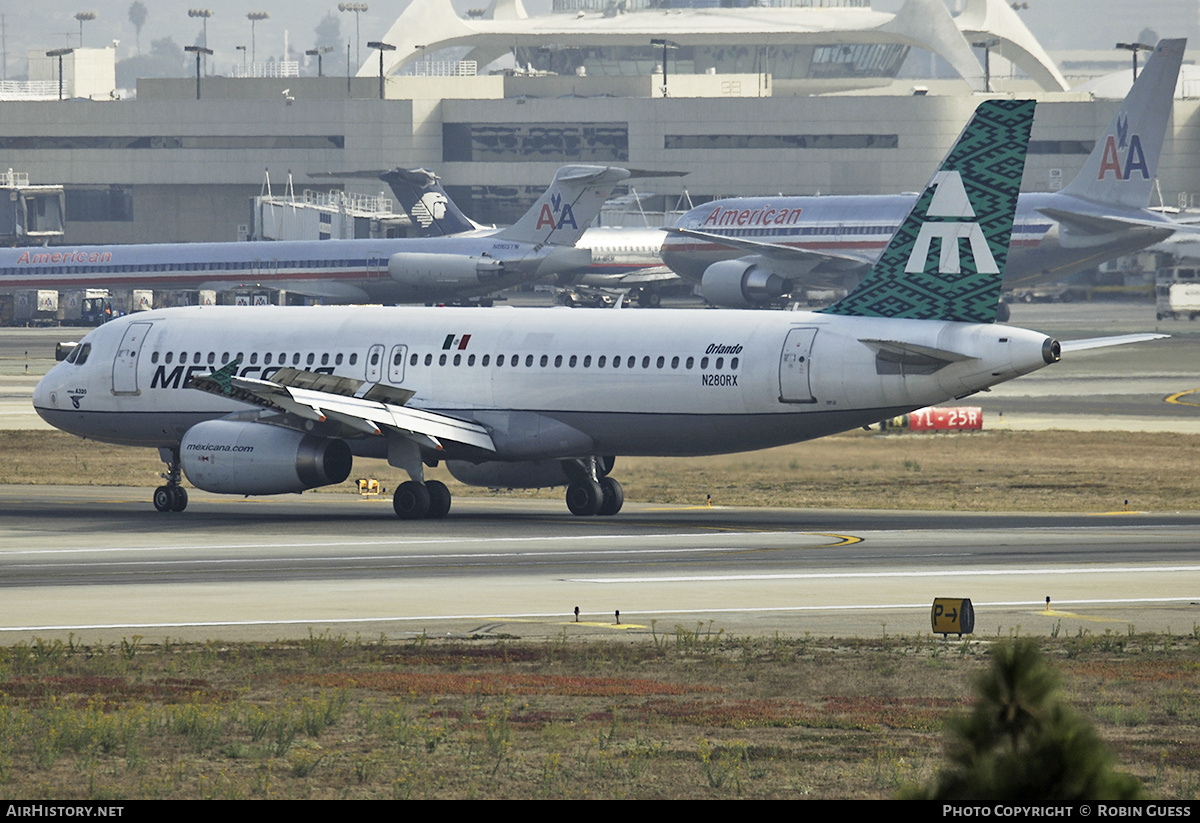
[{"left": 190, "top": 362, "right": 495, "bottom": 452}]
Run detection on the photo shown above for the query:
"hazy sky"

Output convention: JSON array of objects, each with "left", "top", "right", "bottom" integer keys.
[{"left": 2, "top": 1, "right": 1196, "bottom": 78}]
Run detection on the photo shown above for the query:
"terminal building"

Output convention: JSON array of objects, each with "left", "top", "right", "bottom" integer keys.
[{"left": 0, "top": 0, "right": 1197, "bottom": 246}]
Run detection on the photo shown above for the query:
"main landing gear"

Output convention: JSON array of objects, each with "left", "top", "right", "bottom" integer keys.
[
  {"left": 389, "top": 439, "right": 452, "bottom": 520},
  {"left": 564, "top": 456, "right": 623, "bottom": 517},
  {"left": 153, "top": 446, "right": 188, "bottom": 512},
  {"left": 393, "top": 479, "right": 452, "bottom": 520}
]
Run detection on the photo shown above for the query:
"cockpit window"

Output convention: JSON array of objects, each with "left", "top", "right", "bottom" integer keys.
[
  {"left": 65, "top": 344, "right": 80, "bottom": 364},
  {"left": 75, "top": 343, "right": 91, "bottom": 365}
]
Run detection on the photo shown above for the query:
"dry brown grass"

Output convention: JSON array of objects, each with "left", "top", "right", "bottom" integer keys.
[
  {"left": 4, "top": 428, "right": 1197, "bottom": 513},
  {"left": 0, "top": 631, "right": 1195, "bottom": 799}
]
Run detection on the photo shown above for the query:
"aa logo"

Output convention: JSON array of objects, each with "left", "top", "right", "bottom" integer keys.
[
  {"left": 1097, "top": 113, "right": 1149, "bottom": 181},
  {"left": 905, "top": 171, "right": 999, "bottom": 275},
  {"left": 536, "top": 200, "right": 578, "bottom": 231}
]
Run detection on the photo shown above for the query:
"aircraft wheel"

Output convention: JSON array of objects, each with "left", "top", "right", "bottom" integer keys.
[
  {"left": 646, "top": 291, "right": 661, "bottom": 307},
  {"left": 153, "top": 486, "right": 173, "bottom": 513},
  {"left": 426, "top": 480, "right": 452, "bottom": 519},
  {"left": 596, "top": 455, "right": 616, "bottom": 477},
  {"left": 597, "top": 476, "right": 624, "bottom": 516},
  {"left": 995, "top": 302, "right": 1011, "bottom": 323},
  {"left": 394, "top": 481, "right": 431, "bottom": 520},
  {"left": 170, "top": 487, "right": 188, "bottom": 512},
  {"left": 566, "top": 479, "right": 603, "bottom": 516}
]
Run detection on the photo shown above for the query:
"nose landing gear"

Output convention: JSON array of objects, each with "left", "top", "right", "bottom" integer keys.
[{"left": 153, "top": 447, "right": 188, "bottom": 512}]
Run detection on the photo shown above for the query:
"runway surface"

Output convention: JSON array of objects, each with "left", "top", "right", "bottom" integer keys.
[
  {"left": 2, "top": 302, "right": 1198, "bottom": 644},
  {"left": 1, "top": 486, "right": 1197, "bottom": 644}
]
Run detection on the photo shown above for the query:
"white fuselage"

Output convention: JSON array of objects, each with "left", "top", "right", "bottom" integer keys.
[{"left": 34, "top": 305, "right": 1056, "bottom": 462}]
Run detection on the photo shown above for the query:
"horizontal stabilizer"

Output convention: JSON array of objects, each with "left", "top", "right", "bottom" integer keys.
[
  {"left": 859, "top": 338, "right": 977, "bottom": 370},
  {"left": 1060, "top": 333, "right": 1168, "bottom": 353}
]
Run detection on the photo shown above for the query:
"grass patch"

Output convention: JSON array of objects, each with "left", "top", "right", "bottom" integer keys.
[
  {"left": 0, "top": 631, "right": 1195, "bottom": 799},
  {"left": 5, "top": 429, "right": 1200, "bottom": 513}
]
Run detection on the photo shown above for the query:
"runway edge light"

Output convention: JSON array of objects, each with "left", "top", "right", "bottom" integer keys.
[{"left": 932, "top": 598, "right": 975, "bottom": 637}]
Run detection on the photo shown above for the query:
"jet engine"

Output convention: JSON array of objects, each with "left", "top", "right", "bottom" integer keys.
[
  {"left": 180, "top": 420, "right": 352, "bottom": 495},
  {"left": 388, "top": 252, "right": 506, "bottom": 286},
  {"left": 700, "top": 259, "right": 793, "bottom": 308}
]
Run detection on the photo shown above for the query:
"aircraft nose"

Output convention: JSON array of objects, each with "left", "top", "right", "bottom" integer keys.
[{"left": 32, "top": 367, "right": 63, "bottom": 418}]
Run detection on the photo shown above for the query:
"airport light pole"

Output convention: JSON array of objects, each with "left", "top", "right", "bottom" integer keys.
[
  {"left": 1116, "top": 42, "right": 1153, "bottom": 81},
  {"left": 236, "top": 45, "right": 246, "bottom": 75},
  {"left": 306, "top": 46, "right": 333, "bottom": 77},
  {"left": 246, "top": 11, "right": 269, "bottom": 67},
  {"left": 650, "top": 38, "right": 678, "bottom": 98},
  {"left": 74, "top": 12, "right": 96, "bottom": 49},
  {"left": 339, "top": 3, "right": 368, "bottom": 72},
  {"left": 971, "top": 38, "right": 999, "bottom": 92},
  {"left": 188, "top": 9, "right": 212, "bottom": 75},
  {"left": 184, "top": 45, "right": 212, "bottom": 99},
  {"left": 46, "top": 47, "right": 73, "bottom": 100},
  {"left": 367, "top": 40, "right": 394, "bottom": 99}
]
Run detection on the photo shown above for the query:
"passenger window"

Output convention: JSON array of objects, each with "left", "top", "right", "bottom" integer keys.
[
  {"left": 265, "top": 353, "right": 273, "bottom": 365},
  {"left": 497, "top": 354, "right": 505, "bottom": 367},
  {"left": 321, "top": 353, "right": 329, "bottom": 366},
  {"left": 165, "top": 351, "right": 174, "bottom": 364},
  {"left": 641, "top": 356, "right": 650, "bottom": 369},
  {"left": 671, "top": 356, "right": 679, "bottom": 369},
  {"left": 540, "top": 355, "right": 548, "bottom": 367},
  {"left": 731, "top": 357, "right": 739, "bottom": 370},
  {"left": 151, "top": 352, "right": 159, "bottom": 363},
  {"left": 335, "top": 353, "right": 343, "bottom": 365},
  {"left": 424, "top": 354, "right": 432, "bottom": 366},
  {"left": 410, "top": 353, "right": 418, "bottom": 366},
  {"left": 439, "top": 354, "right": 447, "bottom": 366},
  {"left": 349, "top": 353, "right": 358, "bottom": 365},
  {"left": 207, "top": 352, "right": 215, "bottom": 365},
  {"left": 482, "top": 355, "right": 490, "bottom": 366},
  {"left": 525, "top": 355, "right": 534, "bottom": 367},
  {"left": 716, "top": 357, "right": 724, "bottom": 369},
  {"left": 468, "top": 354, "right": 476, "bottom": 366},
  {"left": 701, "top": 357, "right": 709, "bottom": 369},
  {"left": 627, "top": 356, "right": 635, "bottom": 368},
  {"left": 583, "top": 355, "right": 591, "bottom": 367},
  {"left": 657, "top": 356, "right": 665, "bottom": 369},
  {"left": 453, "top": 354, "right": 461, "bottom": 366},
  {"left": 250, "top": 353, "right": 258, "bottom": 365},
  {"left": 568, "top": 355, "right": 576, "bottom": 367}
]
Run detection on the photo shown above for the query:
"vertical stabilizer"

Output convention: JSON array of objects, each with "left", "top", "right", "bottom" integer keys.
[
  {"left": 821, "top": 99, "right": 1035, "bottom": 323},
  {"left": 1059, "top": 38, "right": 1184, "bottom": 209},
  {"left": 497, "top": 166, "right": 631, "bottom": 246},
  {"left": 380, "top": 168, "right": 481, "bottom": 237}
]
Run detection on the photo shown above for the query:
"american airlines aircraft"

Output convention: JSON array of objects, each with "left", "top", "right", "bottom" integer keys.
[
  {"left": 32, "top": 100, "right": 1160, "bottom": 519},
  {"left": 382, "top": 167, "right": 679, "bottom": 305},
  {"left": 0, "top": 165, "right": 629, "bottom": 304},
  {"left": 662, "top": 39, "right": 1187, "bottom": 309}
]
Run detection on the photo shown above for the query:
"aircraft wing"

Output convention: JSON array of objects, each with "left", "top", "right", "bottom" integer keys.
[
  {"left": 1034, "top": 207, "right": 1182, "bottom": 237},
  {"left": 189, "top": 361, "right": 495, "bottom": 453},
  {"left": 615, "top": 267, "right": 682, "bottom": 285},
  {"left": 668, "top": 227, "right": 876, "bottom": 267}
]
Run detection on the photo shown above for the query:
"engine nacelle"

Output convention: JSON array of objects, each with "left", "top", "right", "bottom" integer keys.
[
  {"left": 701, "top": 259, "right": 793, "bottom": 308},
  {"left": 180, "top": 420, "right": 352, "bottom": 495},
  {"left": 446, "top": 459, "right": 572, "bottom": 489},
  {"left": 388, "top": 252, "right": 506, "bottom": 286}
]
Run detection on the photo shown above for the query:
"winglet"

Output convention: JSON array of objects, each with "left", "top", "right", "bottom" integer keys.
[
  {"left": 820, "top": 99, "right": 1035, "bottom": 324},
  {"left": 198, "top": 357, "right": 243, "bottom": 396}
]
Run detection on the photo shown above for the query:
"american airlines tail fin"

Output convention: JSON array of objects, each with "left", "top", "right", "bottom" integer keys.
[
  {"left": 821, "top": 99, "right": 1035, "bottom": 324},
  {"left": 497, "top": 165, "right": 631, "bottom": 246},
  {"left": 379, "top": 168, "right": 481, "bottom": 237},
  {"left": 1059, "top": 38, "right": 1184, "bottom": 209}
]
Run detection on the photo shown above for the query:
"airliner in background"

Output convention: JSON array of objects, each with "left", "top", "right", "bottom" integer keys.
[
  {"left": 382, "top": 167, "right": 680, "bottom": 306},
  {"left": 662, "top": 39, "right": 1188, "bottom": 310},
  {"left": 0, "top": 165, "right": 629, "bottom": 305},
  {"left": 33, "top": 100, "right": 1163, "bottom": 520}
]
